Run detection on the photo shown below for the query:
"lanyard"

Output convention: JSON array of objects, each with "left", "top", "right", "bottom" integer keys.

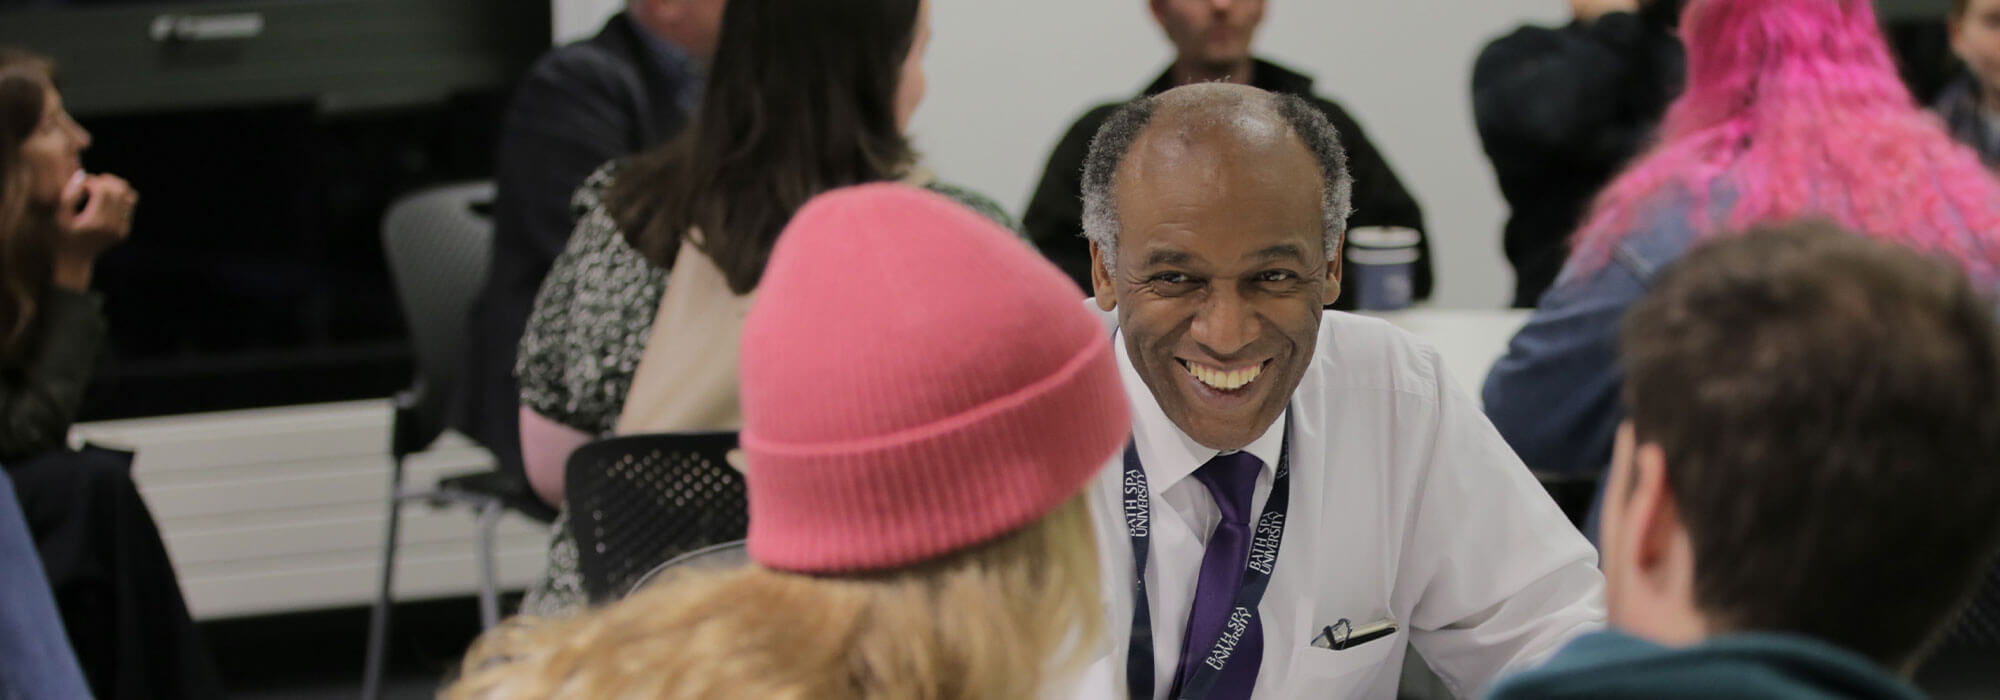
[{"left": 1123, "top": 414, "right": 1292, "bottom": 700}]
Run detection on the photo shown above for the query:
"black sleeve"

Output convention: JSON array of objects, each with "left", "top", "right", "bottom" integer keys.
[
  {"left": 1022, "top": 105, "right": 1119, "bottom": 294},
  {"left": 1472, "top": 16, "right": 1661, "bottom": 171},
  {"left": 0, "top": 290, "right": 105, "bottom": 462},
  {"left": 492, "top": 47, "right": 644, "bottom": 277},
  {"left": 1314, "top": 98, "right": 1433, "bottom": 301}
]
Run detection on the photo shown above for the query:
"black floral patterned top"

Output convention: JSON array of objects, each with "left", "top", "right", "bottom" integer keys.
[{"left": 515, "top": 163, "right": 1022, "bottom": 433}]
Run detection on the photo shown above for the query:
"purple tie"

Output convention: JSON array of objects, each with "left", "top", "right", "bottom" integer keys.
[{"left": 1172, "top": 450, "right": 1264, "bottom": 699}]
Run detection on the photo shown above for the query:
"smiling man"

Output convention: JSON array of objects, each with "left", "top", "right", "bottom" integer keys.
[
  {"left": 1023, "top": 0, "right": 1429, "bottom": 309},
  {"left": 1075, "top": 83, "right": 1603, "bottom": 700}
]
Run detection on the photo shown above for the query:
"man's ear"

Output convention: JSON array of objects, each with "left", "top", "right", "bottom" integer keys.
[
  {"left": 1629, "top": 443, "right": 1679, "bottom": 572},
  {"left": 1091, "top": 244, "right": 1118, "bottom": 311},
  {"left": 1325, "top": 246, "right": 1343, "bottom": 306}
]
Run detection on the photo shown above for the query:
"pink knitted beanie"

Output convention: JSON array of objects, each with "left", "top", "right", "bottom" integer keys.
[{"left": 738, "top": 183, "right": 1129, "bottom": 573}]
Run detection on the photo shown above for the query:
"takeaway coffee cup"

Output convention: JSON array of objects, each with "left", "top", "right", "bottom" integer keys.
[{"left": 1345, "top": 227, "right": 1421, "bottom": 311}]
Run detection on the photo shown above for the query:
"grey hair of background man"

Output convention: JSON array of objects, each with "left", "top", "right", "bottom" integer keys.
[{"left": 1079, "top": 90, "right": 1354, "bottom": 272}]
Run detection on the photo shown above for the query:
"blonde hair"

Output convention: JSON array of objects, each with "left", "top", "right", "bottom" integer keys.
[{"left": 443, "top": 495, "right": 1102, "bottom": 699}]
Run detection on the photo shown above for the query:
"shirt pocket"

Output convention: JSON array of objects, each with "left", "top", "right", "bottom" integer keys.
[
  {"left": 1288, "top": 634, "right": 1398, "bottom": 684},
  {"left": 1286, "top": 600, "right": 1400, "bottom": 694}
]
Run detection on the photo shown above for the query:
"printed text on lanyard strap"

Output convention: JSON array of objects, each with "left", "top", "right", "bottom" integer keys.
[{"left": 1123, "top": 413, "right": 1292, "bottom": 700}]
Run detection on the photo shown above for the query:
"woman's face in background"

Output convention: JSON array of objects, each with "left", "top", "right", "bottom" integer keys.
[
  {"left": 18, "top": 84, "right": 90, "bottom": 206},
  {"left": 1956, "top": 0, "right": 2000, "bottom": 96},
  {"left": 893, "top": 0, "right": 930, "bottom": 131}
]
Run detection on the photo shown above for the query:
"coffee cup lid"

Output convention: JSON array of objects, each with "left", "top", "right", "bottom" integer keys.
[{"left": 1348, "top": 226, "right": 1421, "bottom": 249}]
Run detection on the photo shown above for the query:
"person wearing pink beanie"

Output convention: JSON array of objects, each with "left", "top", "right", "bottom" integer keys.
[{"left": 444, "top": 183, "right": 1130, "bottom": 700}]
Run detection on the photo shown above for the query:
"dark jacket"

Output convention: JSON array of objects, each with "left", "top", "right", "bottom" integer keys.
[
  {"left": 1487, "top": 630, "right": 1924, "bottom": 700},
  {"left": 1473, "top": 10, "right": 1683, "bottom": 307},
  {"left": 1933, "top": 74, "right": 2000, "bottom": 170},
  {"left": 463, "top": 12, "right": 700, "bottom": 473},
  {"left": 1022, "top": 59, "right": 1428, "bottom": 310},
  {"left": 0, "top": 289, "right": 103, "bottom": 464}
]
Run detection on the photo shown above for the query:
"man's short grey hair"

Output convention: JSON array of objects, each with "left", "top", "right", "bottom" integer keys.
[{"left": 1079, "top": 91, "right": 1354, "bottom": 272}]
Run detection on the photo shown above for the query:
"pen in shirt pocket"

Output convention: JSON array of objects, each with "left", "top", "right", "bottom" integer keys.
[{"left": 1311, "top": 617, "right": 1398, "bottom": 651}]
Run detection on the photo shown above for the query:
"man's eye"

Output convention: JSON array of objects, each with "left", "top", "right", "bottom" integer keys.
[
  {"left": 1152, "top": 272, "right": 1192, "bottom": 285},
  {"left": 1258, "top": 270, "right": 1297, "bottom": 283}
]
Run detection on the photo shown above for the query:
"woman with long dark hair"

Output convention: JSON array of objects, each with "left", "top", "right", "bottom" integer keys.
[
  {"left": 510, "top": 0, "right": 1019, "bottom": 616},
  {"left": 0, "top": 47, "right": 221, "bottom": 700}
]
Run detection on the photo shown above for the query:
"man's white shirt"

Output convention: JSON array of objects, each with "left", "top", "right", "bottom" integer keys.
[{"left": 1069, "top": 309, "right": 1605, "bottom": 699}]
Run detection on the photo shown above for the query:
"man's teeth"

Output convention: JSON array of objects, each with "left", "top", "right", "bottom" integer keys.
[{"left": 1185, "top": 361, "right": 1261, "bottom": 391}]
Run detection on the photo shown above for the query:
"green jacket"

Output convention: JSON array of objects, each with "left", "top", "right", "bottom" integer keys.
[
  {"left": 1488, "top": 630, "right": 1925, "bottom": 700},
  {"left": 0, "top": 289, "right": 104, "bottom": 463}
]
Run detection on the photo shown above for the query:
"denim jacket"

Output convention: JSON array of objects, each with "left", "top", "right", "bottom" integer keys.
[{"left": 1481, "top": 196, "right": 1700, "bottom": 482}]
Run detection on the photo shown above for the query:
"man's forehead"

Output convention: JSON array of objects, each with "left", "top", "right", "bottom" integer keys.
[
  {"left": 1112, "top": 113, "right": 1321, "bottom": 218},
  {"left": 1136, "top": 240, "right": 1311, "bottom": 268},
  {"left": 1117, "top": 89, "right": 1313, "bottom": 186}
]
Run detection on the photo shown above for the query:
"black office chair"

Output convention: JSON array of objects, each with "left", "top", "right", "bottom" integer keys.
[
  {"left": 363, "top": 181, "right": 558, "bottom": 700},
  {"left": 1532, "top": 471, "right": 1601, "bottom": 530},
  {"left": 565, "top": 432, "right": 749, "bottom": 605}
]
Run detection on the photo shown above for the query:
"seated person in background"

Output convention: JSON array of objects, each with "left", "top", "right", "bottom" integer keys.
[
  {"left": 1473, "top": 0, "right": 1684, "bottom": 307},
  {"left": 446, "top": 183, "right": 1131, "bottom": 700},
  {"left": 1076, "top": 82, "right": 1601, "bottom": 699},
  {"left": 1483, "top": 0, "right": 2000, "bottom": 532},
  {"left": 1489, "top": 223, "right": 2000, "bottom": 699},
  {"left": 512, "top": 0, "right": 1019, "bottom": 616},
  {"left": 1936, "top": 0, "right": 2000, "bottom": 167},
  {"left": 0, "top": 47, "right": 221, "bottom": 700},
  {"left": 463, "top": 0, "right": 725, "bottom": 477},
  {"left": 1024, "top": 0, "right": 1429, "bottom": 310}
]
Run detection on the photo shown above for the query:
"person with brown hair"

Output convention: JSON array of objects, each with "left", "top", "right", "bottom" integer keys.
[
  {"left": 462, "top": 0, "right": 726, "bottom": 480},
  {"left": 0, "top": 46, "right": 220, "bottom": 700},
  {"left": 447, "top": 183, "right": 1127, "bottom": 700},
  {"left": 1489, "top": 222, "right": 2000, "bottom": 698},
  {"left": 509, "top": 0, "right": 1017, "bottom": 616}
]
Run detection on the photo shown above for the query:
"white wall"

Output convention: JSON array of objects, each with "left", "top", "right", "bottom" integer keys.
[
  {"left": 551, "top": 0, "right": 1570, "bottom": 308},
  {"left": 554, "top": 0, "right": 623, "bottom": 44}
]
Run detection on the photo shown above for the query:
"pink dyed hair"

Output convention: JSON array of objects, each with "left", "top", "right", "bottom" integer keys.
[{"left": 1572, "top": 0, "right": 2000, "bottom": 279}]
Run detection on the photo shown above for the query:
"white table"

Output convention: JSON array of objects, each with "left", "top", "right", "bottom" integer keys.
[{"left": 1361, "top": 307, "right": 1532, "bottom": 392}]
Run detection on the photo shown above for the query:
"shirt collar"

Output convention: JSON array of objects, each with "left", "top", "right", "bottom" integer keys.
[{"left": 1116, "top": 332, "right": 1287, "bottom": 496}]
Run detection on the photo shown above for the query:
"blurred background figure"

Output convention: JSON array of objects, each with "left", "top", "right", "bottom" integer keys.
[
  {"left": 1937, "top": 0, "right": 2000, "bottom": 167},
  {"left": 0, "top": 46, "right": 221, "bottom": 700},
  {"left": 511, "top": 0, "right": 1017, "bottom": 616},
  {"left": 447, "top": 184, "right": 1128, "bottom": 700},
  {"left": 1473, "top": 0, "right": 1685, "bottom": 308},
  {"left": 1491, "top": 224, "right": 2000, "bottom": 699},
  {"left": 462, "top": 0, "right": 726, "bottom": 482},
  {"left": 1483, "top": 0, "right": 2000, "bottom": 535},
  {"left": 1022, "top": 0, "right": 1430, "bottom": 310}
]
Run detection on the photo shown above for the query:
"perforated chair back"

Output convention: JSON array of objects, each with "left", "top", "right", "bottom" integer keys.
[
  {"left": 380, "top": 181, "right": 495, "bottom": 456},
  {"left": 566, "top": 432, "right": 749, "bottom": 604}
]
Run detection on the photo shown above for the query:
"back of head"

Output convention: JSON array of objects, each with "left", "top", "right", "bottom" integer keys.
[
  {"left": 446, "top": 185, "right": 1128, "bottom": 699},
  {"left": 0, "top": 47, "right": 55, "bottom": 354},
  {"left": 1575, "top": 0, "right": 2000, "bottom": 281},
  {"left": 1621, "top": 222, "right": 2000, "bottom": 668},
  {"left": 608, "top": 0, "right": 919, "bottom": 294}
]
